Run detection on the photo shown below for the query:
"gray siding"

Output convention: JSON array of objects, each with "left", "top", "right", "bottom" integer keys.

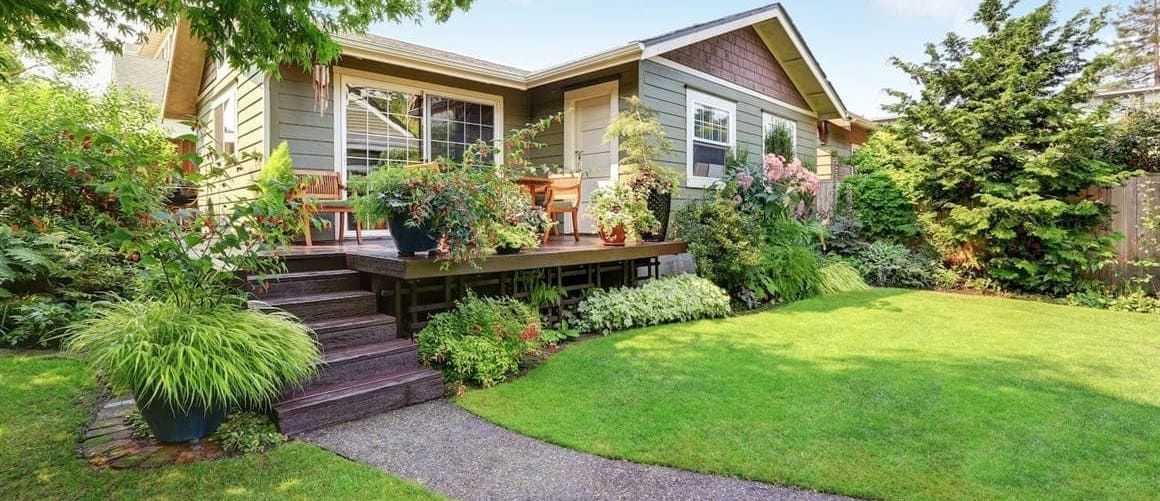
[
  {"left": 270, "top": 57, "right": 530, "bottom": 173},
  {"left": 526, "top": 62, "right": 639, "bottom": 168},
  {"left": 638, "top": 59, "right": 818, "bottom": 202},
  {"left": 197, "top": 65, "right": 266, "bottom": 208}
]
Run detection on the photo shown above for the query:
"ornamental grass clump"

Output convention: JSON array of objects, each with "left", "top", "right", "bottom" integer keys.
[{"left": 67, "top": 301, "right": 320, "bottom": 411}]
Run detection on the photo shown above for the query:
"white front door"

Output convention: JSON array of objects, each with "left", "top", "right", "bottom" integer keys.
[{"left": 564, "top": 81, "right": 619, "bottom": 233}]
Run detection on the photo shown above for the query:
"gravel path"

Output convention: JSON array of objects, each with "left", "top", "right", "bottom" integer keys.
[{"left": 303, "top": 401, "right": 854, "bottom": 501}]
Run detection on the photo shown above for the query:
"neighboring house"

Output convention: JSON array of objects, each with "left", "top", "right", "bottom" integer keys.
[
  {"left": 133, "top": 3, "right": 863, "bottom": 237},
  {"left": 1092, "top": 85, "right": 1160, "bottom": 112},
  {"left": 816, "top": 113, "right": 877, "bottom": 181}
]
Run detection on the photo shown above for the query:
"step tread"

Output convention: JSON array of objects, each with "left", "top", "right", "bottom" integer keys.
[
  {"left": 248, "top": 269, "right": 359, "bottom": 283},
  {"left": 259, "top": 290, "right": 375, "bottom": 307},
  {"left": 308, "top": 314, "right": 395, "bottom": 334},
  {"left": 276, "top": 368, "right": 441, "bottom": 413},
  {"left": 324, "top": 339, "right": 415, "bottom": 365}
]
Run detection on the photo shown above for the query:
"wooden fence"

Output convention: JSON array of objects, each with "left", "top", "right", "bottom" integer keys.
[{"left": 1088, "top": 173, "right": 1160, "bottom": 289}]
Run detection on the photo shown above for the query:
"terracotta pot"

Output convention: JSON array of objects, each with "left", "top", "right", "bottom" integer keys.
[{"left": 600, "top": 225, "right": 627, "bottom": 247}]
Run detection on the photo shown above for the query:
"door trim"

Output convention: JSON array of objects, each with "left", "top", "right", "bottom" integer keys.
[{"left": 563, "top": 80, "right": 619, "bottom": 178}]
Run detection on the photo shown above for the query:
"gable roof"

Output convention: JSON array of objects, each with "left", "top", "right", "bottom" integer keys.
[{"left": 161, "top": 3, "right": 849, "bottom": 120}]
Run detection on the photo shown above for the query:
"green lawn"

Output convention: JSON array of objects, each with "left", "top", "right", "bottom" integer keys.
[
  {"left": 459, "top": 289, "right": 1160, "bottom": 500},
  {"left": 0, "top": 354, "right": 441, "bottom": 501}
]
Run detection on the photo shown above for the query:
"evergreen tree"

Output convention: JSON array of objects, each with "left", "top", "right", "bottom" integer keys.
[
  {"left": 0, "top": 0, "right": 472, "bottom": 81},
  {"left": 886, "top": 0, "right": 1134, "bottom": 295},
  {"left": 1110, "top": 0, "right": 1160, "bottom": 89}
]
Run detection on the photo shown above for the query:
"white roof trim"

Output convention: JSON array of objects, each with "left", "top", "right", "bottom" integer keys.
[
  {"left": 760, "top": 5, "right": 847, "bottom": 119},
  {"left": 525, "top": 44, "right": 642, "bottom": 88},
  {"left": 336, "top": 34, "right": 527, "bottom": 89},
  {"left": 639, "top": 9, "right": 781, "bottom": 59}
]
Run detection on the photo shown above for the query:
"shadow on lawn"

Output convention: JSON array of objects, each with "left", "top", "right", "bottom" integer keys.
[{"left": 591, "top": 327, "right": 1159, "bottom": 498}]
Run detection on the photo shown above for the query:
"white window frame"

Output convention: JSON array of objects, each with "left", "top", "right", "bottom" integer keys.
[
  {"left": 686, "top": 89, "right": 737, "bottom": 188},
  {"left": 209, "top": 86, "right": 238, "bottom": 155},
  {"left": 334, "top": 69, "right": 505, "bottom": 184},
  {"left": 762, "top": 111, "right": 797, "bottom": 158}
]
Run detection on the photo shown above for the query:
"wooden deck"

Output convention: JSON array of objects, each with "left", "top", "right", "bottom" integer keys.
[
  {"left": 283, "top": 236, "right": 687, "bottom": 280},
  {"left": 281, "top": 236, "right": 688, "bottom": 334}
]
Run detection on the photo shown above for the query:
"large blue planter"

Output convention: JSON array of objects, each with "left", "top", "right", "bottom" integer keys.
[
  {"left": 137, "top": 397, "right": 227, "bottom": 443},
  {"left": 389, "top": 212, "right": 438, "bottom": 257}
]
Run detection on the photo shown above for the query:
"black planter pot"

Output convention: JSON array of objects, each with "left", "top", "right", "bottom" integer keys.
[
  {"left": 137, "top": 397, "right": 227, "bottom": 443},
  {"left": 495, "top": 245, "right": 522, "bottom": 255},
  {"left": 388, "top": 212, "right": 438, "bottom": 257},
  {"left": 642, "top": 190, "right": 672, "bottom": 242}
]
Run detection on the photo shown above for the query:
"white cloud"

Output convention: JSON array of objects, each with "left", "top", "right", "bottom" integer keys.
[{"left": 874, "top": 0, "right": 977, "bottom": 20}]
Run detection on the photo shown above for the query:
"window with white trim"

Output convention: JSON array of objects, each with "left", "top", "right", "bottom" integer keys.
[
  {"left": 686, "top": 89, "right": 736, "bottom": 186},
  {"left": 211, "top": 89, "right": 237, "bottom": 155},
  {"left": 762, "top": 112, "right": 796, "bottom": 157},
  {"left": 343, "top": 83, "right": 498, "bottom": 181}
]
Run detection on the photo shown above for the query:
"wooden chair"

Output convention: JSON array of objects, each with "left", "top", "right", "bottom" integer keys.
[
  {"left": 294, "top": 170, "right": 361, "bottom": 247},
  {"left": 543, "top": 173, "right": 583, "bottom": 243}
]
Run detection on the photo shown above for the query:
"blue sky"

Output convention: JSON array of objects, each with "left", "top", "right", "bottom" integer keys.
[{"left": 367, "top": 0, "right": 1112, "bottom": 118}]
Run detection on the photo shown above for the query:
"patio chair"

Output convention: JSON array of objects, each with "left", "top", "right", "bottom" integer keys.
[
  {"left": 294, "top": 170, "right": 361, "bottom": 247},
  {"left": 543, "top": 173, "right": 583, "bottom": 243}
]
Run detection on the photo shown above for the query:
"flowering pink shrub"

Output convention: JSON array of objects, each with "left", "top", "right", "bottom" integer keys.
[{"left": 764, "top": 154, "right": 819, "bottom": 197}]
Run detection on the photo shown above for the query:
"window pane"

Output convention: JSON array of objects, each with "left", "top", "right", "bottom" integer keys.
[
  {"left": 692, "top": 142, "right": 727, "bottom": 179},
  {"left": 346, "top": 84, "right": 424, "bottom": 170},
  {"left": 428, "top": 95, "right": 496, "bottom": 163},
  {"left": 693, "top": 102, "right": 730, "bottom": 144}
]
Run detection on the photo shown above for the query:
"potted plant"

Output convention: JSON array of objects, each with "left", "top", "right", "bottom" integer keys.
[
  {"left": 590, "top": 182, "right": 660, "bottom": 246},
  {"left": 67, "top": 146, "right": 322, "bottom": 443},
  {"left": 67, "top": 302, "right": 320, "bottom": 442},
  {"left": 604, "top": 97, "right": 679, "bottom": 241},
  {"left": 348, "top": 165, "right": 440, "bottom": 257}
]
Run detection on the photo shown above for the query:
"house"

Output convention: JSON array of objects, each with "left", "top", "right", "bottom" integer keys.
[{"left": 130, "top": 3, "right": 860, "bottom": 237}]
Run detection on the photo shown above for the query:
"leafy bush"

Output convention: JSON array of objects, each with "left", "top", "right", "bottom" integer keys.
[
  {"left": 590, "top": 182, "right": 659, "bottom": 244},
  {"left": 823, "top": 215, "right": 865, "bottom": 256},
  {"left": 818, "top": 259, "right": 870, "bottom": 295},
  {"left": 837, "top": 171, "right": 921, "bottom": 243},
  {"left": 418, "top": 292, "right": 541, "bottom": 387},
  {"left": 853, "top": 241, "right": 938, "bottom": 289},
  {"left": 755, "top": 220, "right": 822, "bottom": 303},
  {"left": 764, "top": 121, "right": 796, "bottom": 160},
  {"left": 1104, "top": 103, "right": 1160, "bottom": 173},
  {"left": 66, "top": 301, "right": 321, "bottom": 410},
  {"left": 1067, "top": 289, "right": 1160, "bottom": 314},
  {"left": 0, "top": 295, "right": 86, "bottom": 347},
  {"left": 575, "top": 275, "right": 731, "bottom": 334},
  {"left": 212, "top": 412, "right": 286, "bottom": 455},
  {"left": 673, "top": 197, "right": 764, "bottom": 298},
  {"left": 0, "top": 80, "right": 175, "bottom": 233}
]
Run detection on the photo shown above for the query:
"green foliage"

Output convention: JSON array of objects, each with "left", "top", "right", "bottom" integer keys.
[
  {"left": 1, "top": 0, "right": 472, "bottom": 81},
  {"left": 604, "top": 96, "right": 680, "bottom": 195},
  {"left": 590, "top": 182, "right": 659, "bottom": 244},
  {"left": 822, "top": 215, "right": 865, "bottom": 256},
  {"left": 885, "top": 0, "right": 1133, "bottom": 295},
  {"left": 0, "top": 80, "right": 174, "bottom": 233},
  {"left": 418, "top": 292, "right": 541, "bottom": 387},
  {"left": 817, "top": 259, "right": 870, "bottom": 296},
  {"left": 836, "top": 171, "right": 921, "bottom": 243},
  {"left": 538, "top": 320, "right": 581, "bottom": 346},
  {"left": 673, "top": 197, "right": 764, "bottom": 298},
  {"left": 853, "top": 242, "right": 938, "bottom": 289},
  {"left": 764, "top": 121, "right": 795, "bottom": 160},
  {"left": 124, "top": 409, "right": 152, "bottom": 439},
  {"left": 753, "top": 217, "right": 823, "bottom": 303},
  {"left": 1067, "top": 288, "right": 1160, "bottom": 314},
  {"left": 212, "top": 412, "right": 286, "bottom": 455},
  {"left": 575, "top": 275, "right": 731, "bottom": 334},
  {"left": 0, "top": 295, "right": 86, "bottom": 347},
  {"left": 467, "top": 112, "right": 565, "bottom": 177},
  {"left": 1105, "top": 104, "right": 1160, "bottom": 174},
  {"left": 66, "top": 301, "right": 321, "bottom": 411},
  {"left": 254, "top": 141, "right": 297, "bottom": 204}
]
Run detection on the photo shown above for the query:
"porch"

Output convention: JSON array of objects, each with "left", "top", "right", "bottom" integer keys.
[{"left": 279, "top": 236, "right": 687, "bottom": 335}]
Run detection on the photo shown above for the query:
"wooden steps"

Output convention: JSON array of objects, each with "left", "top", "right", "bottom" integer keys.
[{"left": 250, "top": 265, "right": 444, "bottom": 436}]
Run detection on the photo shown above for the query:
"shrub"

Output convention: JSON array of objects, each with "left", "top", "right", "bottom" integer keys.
[
  {"left": 575, "top": 275, "right": 731, "bottom": 334},
  {"left": 0, "top": 295, "right": 86, "bottom": 347},
  {"left": 764, "top": 121, "right": 796, "bottom": 161},
  {"left": 418, "top": 292, "right": 541, "bottom": 387},
  {"left": 212, "top": 412, "right": 286, "bottom": 455},
  {"left": 837, "top": 171, "right": 921, "bottom": 243},
  {"left": 0, "top": 80, "right": 175, "bottom": 234},
  {"left": 66, "top": 301, "right": 321, "bottom": 410},
  {"left": 673, "top": 197, "right": 764, "bottom": 298},
  {"left": 818, "top": 259, "right": 870, "bottom": 295},
  {"left": 1068, "top": 289, "right": 1160, "bottom": 314},
  {"left": 853, "top": 241, "right": 938, "bottom": 289},
  {"left": 823, "top": 215, "right": 865, "bottom": 256}
]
